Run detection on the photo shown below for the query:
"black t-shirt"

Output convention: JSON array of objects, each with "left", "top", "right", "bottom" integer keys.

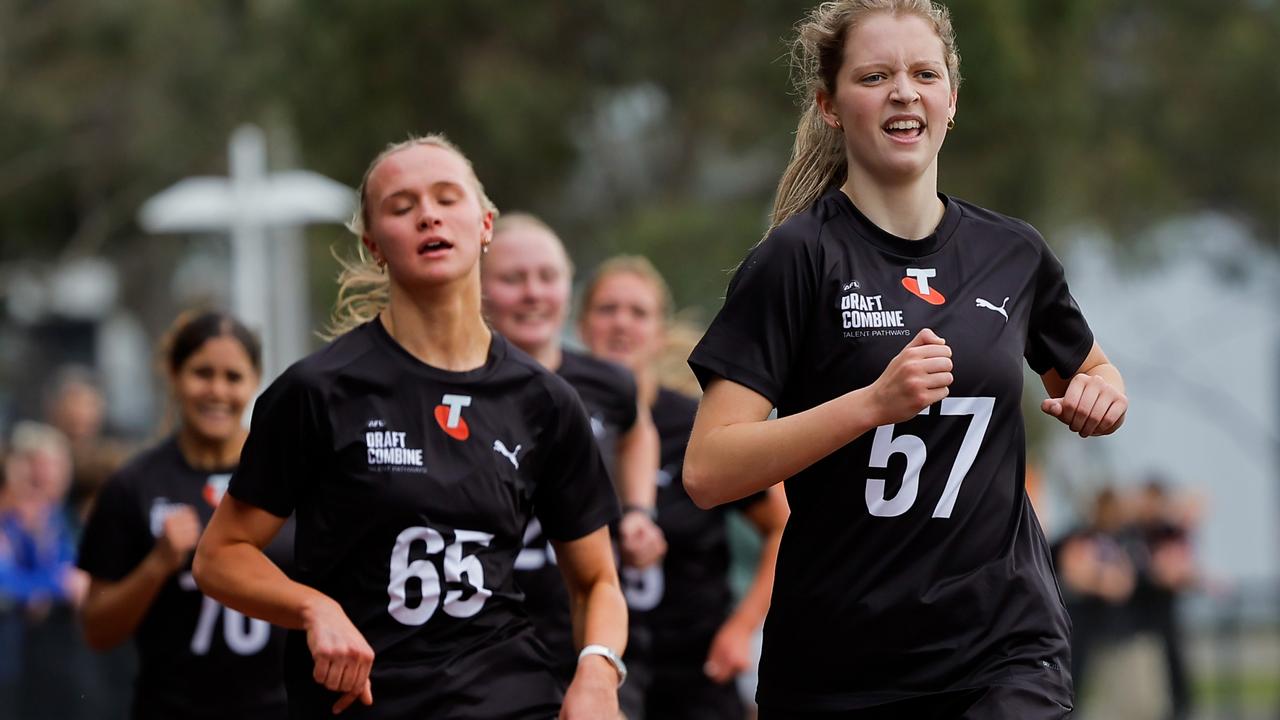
[
  {"left": 513, "top": 348, "right": 637, "bottom": 680},
  {"left": 639, "top": 388, "right": 765, "bottom": 670},
  {"left": 77, "top": 436, "right": 291, "bottom": 720},
  {"left": 689, "top": 189, "right": 1092, "bottom": 711},
  {"left": 228, "top": 321, "right": 618, "bottom": 719}
]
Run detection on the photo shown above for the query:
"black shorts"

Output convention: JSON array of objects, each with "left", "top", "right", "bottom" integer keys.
[{"left": 758, "top": 685, "right": 1072, "bottom": 720}]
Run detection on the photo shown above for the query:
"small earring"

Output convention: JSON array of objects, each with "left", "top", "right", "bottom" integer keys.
[
  {"left": 834, "top": 120, "right": 843, "bottom": 130},
  {"left": 946, "top": 116, "right": 955, "bottom": 130},
  {"left": 377, "top": 259, "right": 387, "bottom": 273},
  {"left": 482, "top": 243, "right": 490, "bottom": 255}
]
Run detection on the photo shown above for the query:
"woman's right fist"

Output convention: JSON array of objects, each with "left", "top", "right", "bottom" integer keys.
[{"left": 869, "top": 328, "right": 954, "bottom": 425}]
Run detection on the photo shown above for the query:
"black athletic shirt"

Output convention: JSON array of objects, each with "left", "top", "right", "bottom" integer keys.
[
  {"left": 513, "top": 348, "right": 637, "bottom": 681},
  {"left": 228, "top": 320, "right": 618, "bottom": 719},
  {"left": 77, "top": 436, "right": 292, "bottom": 720},
  {"left": 689, "top": 188, "right": 1092, "bottom": 711},
  {"left": 638, "top": 388, "right": 765, "bottom": 669}
]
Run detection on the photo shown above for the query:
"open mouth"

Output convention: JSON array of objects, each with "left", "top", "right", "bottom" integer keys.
[
  {"left": 417, "top": 238, "right": 454, "bottom": 255},
  {"left": 883, "top": 117, "right": 925, "bottom": 140}
]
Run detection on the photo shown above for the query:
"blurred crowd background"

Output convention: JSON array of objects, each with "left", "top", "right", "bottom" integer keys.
[{"left": 0, "top": 1, "right": 1276, "bottom": 718}]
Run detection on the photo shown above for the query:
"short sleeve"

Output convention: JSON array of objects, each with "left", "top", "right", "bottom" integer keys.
[
  {"left": 688, "top": 224, "right": 819, "bottom": 405},
  {"left": 531, "top": 377, "right": 620, "bottom": 542},
  {"left": 1023, "top": 231, "right": 1095, "bottom": 378},
  {"left": 77, "top": 478, "right": 151, "bottom": 582},
  {"left": 228, "top": 366, "right": 329, "bottom": 518}
]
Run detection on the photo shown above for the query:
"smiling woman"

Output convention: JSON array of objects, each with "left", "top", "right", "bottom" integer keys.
[{"left": 77, "top": 310, "right": 295, "bottom": 720}]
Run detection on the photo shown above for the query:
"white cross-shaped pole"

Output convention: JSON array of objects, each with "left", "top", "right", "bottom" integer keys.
[{"left": 138, "top": 124, "right": 354, "bottom": 382}]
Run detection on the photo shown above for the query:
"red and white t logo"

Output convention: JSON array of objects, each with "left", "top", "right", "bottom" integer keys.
[
  {"left": 903, "top": 268, "right": 946, "bottom": 305},
  {"left": 435, "top": 394, "right": 472, "bottom": 441}
]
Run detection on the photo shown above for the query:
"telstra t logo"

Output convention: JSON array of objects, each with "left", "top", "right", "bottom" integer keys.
[
  {"left": 435, "top": 394, "right": 472, "bottom": 441},
  {"left": 902, "top": 268, "right": 946, "bottom": 305}
]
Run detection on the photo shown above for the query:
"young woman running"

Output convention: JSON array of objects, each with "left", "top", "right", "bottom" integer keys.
[
  {"left": 684, "top": 2, "right": 1127, "bottom": 718},
  {"left": 193, "top": 137, "right": 627, "bottom": 719}
]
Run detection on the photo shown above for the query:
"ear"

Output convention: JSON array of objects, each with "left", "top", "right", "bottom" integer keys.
[
  {"left": 948, "top": 88, "right": 958, "bottom": 124},
  {"left": 361, "top": 234, "right": 383, "bottom": 266},
  {"left": 815, "top": 89, "right": 842, "bottom": 131},
  {"left": 481, "top": 210, "right": 495, "bottom": 250}
]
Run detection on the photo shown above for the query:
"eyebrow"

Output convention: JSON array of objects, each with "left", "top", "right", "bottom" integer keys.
[{"left": 850, "top": 59, "right": 946, "bottom": 73}]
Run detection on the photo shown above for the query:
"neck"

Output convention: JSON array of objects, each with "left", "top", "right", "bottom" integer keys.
[
  {"left": 177, "top": 426, "right": 245, "bottom": 470},
  {"left": 382, "top": 273, "right": 492, "bottom": 371},
  {"left": 842, "top": 163, "right": 945, "bottom": 240},
  {"left": 522, "top": 341, "right": 563, "bottom": 372}
]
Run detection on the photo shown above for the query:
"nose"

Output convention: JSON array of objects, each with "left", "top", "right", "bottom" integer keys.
[
  {"left": 417, "top": 203, "right": 442, "bottom": 231},
  {"left": 889, "top": 73, "right": 919, "bottom": 104}
]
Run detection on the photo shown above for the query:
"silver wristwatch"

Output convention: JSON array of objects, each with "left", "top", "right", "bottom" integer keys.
[{"left": 578, "top": 644, "right": 627, "bottom": 687}]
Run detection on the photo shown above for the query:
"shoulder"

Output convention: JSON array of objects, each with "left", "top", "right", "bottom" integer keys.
[
  {"left": 496, "top": 340, "right": 582, "bottom": 410},
  {"left": 106, "top": 437, "right": 181, "bottom": 492},
  {"left": 288, "top": 322, "right": 382, "bottom": 386},
  {"left": 949, "top": 196, "right": 1051, "bottom": 255}
]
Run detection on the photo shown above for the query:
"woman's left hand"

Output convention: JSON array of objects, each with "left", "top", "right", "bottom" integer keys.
[
  {"left": 560, "top": 657, "right": 620, "bottom": 719},
  {"left": 1041, "top": 372, "right": 1127, "bottom": 437}
]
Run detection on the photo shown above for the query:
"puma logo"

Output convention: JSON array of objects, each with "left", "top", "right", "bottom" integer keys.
[
  {"left": 975, "top": 296, "right": 1009, "bottom": 322},
  {"left": 493, "top": 440, "right": 522, "bottom": 469}
]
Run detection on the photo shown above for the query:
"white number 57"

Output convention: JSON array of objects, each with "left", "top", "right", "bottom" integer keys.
[{"left": 865, "top": 396, "right": 994, "bottom": 519}]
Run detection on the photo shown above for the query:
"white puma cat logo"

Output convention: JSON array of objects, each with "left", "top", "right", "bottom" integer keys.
[
  {"left": 493, "top": 440, "right": 522, "bottom": 469},
  {"left": 975, "top": 296, "right": 1010, "bottom": 322}
]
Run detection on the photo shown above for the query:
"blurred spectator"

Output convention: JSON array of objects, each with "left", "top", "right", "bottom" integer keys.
[
  {"left": 1128, "top": 478, "right": 1200, "bottom": 720},
  {"left": 43, "top": 367, "right": 130, "bottom": 524},
  {"left": 0, "top": 421, "right": 98, "bottom": 719}
]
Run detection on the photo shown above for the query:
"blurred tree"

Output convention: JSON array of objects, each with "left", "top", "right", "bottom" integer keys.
[{"left": 0, "top": 0, "right": 1274, "bottom": 326}]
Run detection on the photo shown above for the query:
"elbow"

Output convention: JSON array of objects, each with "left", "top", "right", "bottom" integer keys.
[
  {"left": 80, "top": 609, "right": 120, "bottom": 652},
  {"left": 682, "top": 458, "right": 723, "bottom": 510},
  {"left": 190, "top": 538, "right": 215, "bottom": 597}
]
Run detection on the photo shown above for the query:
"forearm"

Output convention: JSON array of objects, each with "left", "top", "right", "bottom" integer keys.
[
  {"left": 193, "top": 540, "right": 331, "bottom": 630},
  {"left": 569, "top": 573, "right": 628, "bottom": 654},
  {"left": 81, "top": 552, "right": 173, "bottom": 650},
  {"left": 617, "top": 413, "right": 659, "bottom": 508},
  {"left": 686, "top": 387, "right": 880, "bottom": 508},
  {"left": 726, "top": 525, "right": 782, "bottom": 633}
]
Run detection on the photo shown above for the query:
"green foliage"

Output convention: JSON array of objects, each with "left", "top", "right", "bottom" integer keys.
[{"left": 0, "top": 0, "right": 1274, "bottom": 322}]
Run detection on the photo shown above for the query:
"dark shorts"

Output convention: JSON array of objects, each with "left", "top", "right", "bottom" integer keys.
[{"left": 758, "top": 685, "right": 1072, "bottom": 720}]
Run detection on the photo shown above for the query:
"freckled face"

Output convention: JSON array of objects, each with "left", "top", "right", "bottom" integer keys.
[{"left": 820, "top": 13, "right": 957, "bottom": 183}]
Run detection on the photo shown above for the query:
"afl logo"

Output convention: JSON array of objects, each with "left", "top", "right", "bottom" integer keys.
[
  {"left": 902, "top": 268, "right": 946, "bottom": 305},
  {"left": 435, "top": 393, "right": 472, "bottom": 441}
]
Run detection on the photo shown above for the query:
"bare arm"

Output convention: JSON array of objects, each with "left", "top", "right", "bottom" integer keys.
[
  {"left": 616, "top": 402, "right": 666, "bottom": 568},
  {"left": 703, "top": 484, "right": 789, "bottom": 683},
  {"left": 1040, "top": 341, "right": 1127, "bottom": 437},
  {"left": 81, "top": 506, "right": 201, "bottom": 650},
  {"left": 685, "top": 329, "right": 954, "bottom": 508},
  {"left": 193, "top": 496, "right": 373, "bottom": 714},
  {"left": 552, "top": 526, "right": 627, "bottom": 719}
]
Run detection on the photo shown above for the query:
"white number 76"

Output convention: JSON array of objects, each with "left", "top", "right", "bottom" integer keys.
[{"left": 865, "top": 396, "right": 994, "bottom": 518}]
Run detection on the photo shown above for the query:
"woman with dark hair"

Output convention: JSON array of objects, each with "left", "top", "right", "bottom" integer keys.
[{"left": 78, "top": 310, "right": 291, "bottom": 719}]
